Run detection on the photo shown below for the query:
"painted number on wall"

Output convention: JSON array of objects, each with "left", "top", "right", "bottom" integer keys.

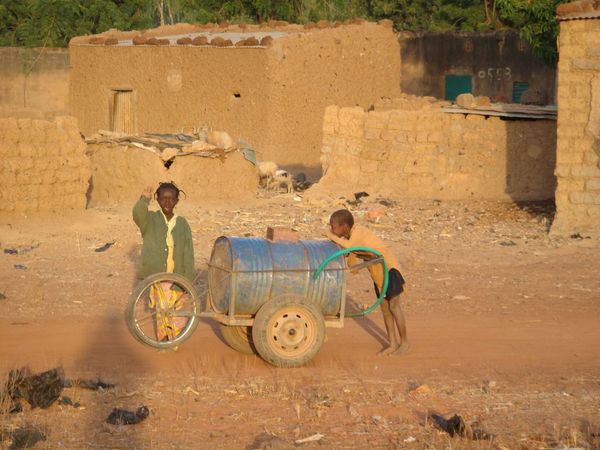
[{"left": 478, "top": 67, "right": 512, "bottom": 80}]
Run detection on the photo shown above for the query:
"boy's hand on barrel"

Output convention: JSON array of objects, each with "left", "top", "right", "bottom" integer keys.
[{"left": 142, "top": 186, "right": 154, "bottom": 200}]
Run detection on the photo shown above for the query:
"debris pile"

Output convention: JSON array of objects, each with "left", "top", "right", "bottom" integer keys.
[{"left": 85, "top": 129, "right": 256, "bottom": 166}]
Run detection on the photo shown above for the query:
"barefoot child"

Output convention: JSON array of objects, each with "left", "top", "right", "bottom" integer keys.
[
  {"left": 133, "top": 182, "right": 195, "bottom": 340},
  {"left": 326, "top": 209, "right": 409, "bottom": 356}
]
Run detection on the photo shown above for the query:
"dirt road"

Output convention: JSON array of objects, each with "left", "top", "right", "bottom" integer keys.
[{"left": 1, "top": 198, "right": 599, "bottom": 449}]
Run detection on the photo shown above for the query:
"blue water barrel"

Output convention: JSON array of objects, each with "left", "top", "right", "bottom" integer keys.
[{"left": 208, "top": 237, "right": 347, "bottom": 316}]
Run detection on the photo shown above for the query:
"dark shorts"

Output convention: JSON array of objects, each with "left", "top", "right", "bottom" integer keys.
[{"left": 374, "top": 268, "right": 405, "bottom": 300}]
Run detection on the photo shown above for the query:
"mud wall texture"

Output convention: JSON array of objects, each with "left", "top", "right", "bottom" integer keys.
[
  {"left": 317, "top": 96, "right": 556, "bottom": 201},
  {"left": 69, "top": 21, "right": 400, "bottom": 167},
  {"left": 398, "top": 31, "right": 556, "bottom": 104},
  {"left": 87, "top": 145, "right": 258, "bottom": 206},
  {"left": 0, "top": 116, "right": 90, "bottom": 214},
  {"left": 0, "top": 48, "right": 70, "bottom": 119},
  {"left": 551, "top": 18, "right": 600, "bottom": 236}
]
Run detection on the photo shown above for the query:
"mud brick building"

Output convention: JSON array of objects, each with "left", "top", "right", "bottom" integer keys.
[
  {"left": 552, "top": 0, "right": 600, "bottom": 236},
  {"left": 398, "top": 31, "right": 556, "bottom": 105},
  {"left": 69, "top": 21, "right": 400, "bottom": 167}
]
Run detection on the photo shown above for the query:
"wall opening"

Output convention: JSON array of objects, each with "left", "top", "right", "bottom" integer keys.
[
  {"left": 444, "top": 74, "right": 472, "bottom": 101},
  {"left": 110, "top": 89, "right": 134, "bottom": 134},
  {"left": 232, "top": 91, "right": 241, "bottom": 99}
]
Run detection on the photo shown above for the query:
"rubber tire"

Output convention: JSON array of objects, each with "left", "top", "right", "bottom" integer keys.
[
  {"left": 220, "top": 324, "right": 256, "bottom": 355},
  {"left": 252, "top": 297, "right": 325, "bottom": 368},
  {"left": 126, "top": 272, "right": 200, "bottom": 349}
]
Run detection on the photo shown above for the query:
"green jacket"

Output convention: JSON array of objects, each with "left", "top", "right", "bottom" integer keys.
[{"left": 132, "top": 197, "right": 195, "bottom": 281}]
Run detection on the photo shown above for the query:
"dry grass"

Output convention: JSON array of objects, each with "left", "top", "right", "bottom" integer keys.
[{"left": 0, "top": 365, "right": 598, "bottom": 449}]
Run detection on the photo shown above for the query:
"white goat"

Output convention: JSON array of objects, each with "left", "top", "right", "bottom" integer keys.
[
  {"left": 272, "top": 169, "right": 293, "bottom": 193},
  {"left": 257, "top": 161, "right": 278, "bottom": 190}
]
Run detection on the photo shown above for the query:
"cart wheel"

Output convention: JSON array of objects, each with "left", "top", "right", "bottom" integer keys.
[
  {"left": 252, "top": 297, "right": 325, "bottom": 368},
  {"left": 126, "top": 272, "right": 200, "bottom": 349},
  {"left": 220, "top": 324, "right": 256, "bottom": 355}
]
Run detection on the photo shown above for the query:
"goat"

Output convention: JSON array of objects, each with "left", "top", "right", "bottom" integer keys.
[
  {"left": 257, "top": 161, "right": 278, "bottom": 190},
  {"left": 272, "top": 169, "right": 293, "bottom": 193}
]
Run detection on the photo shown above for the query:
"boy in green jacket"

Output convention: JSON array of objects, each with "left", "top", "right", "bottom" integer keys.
[
  {"left": 133, "top": 182, "right": 195, "bottom": 282},
  {"left": 132, "top": 182, "right": 195, "bottom": 342}
]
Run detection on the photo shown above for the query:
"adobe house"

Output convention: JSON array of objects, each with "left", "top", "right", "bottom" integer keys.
[
  {"left": 398, "top": 30, "right": 556, "bottom": 104},
  {"left": 69, "top": 21, "right": 400, "bottom": 168},
  {"left": 552, "top": 0, "right": 600, "bottom": 237}
]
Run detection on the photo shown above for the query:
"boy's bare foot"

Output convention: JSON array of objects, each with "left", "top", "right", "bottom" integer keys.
[
  {"left": 377, "top": 344, "right": 399, "bottom": 356},
  {"left": 391, "top": 342, "right": 411, "bottom": 356}
]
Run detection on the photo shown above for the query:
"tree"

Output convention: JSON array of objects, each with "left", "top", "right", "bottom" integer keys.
[
  {"left": 370, "top": 0, "right": 484, "bottom": 32},
  {"left": 496, "top": 0, "right": 571, "bottom": 64}
]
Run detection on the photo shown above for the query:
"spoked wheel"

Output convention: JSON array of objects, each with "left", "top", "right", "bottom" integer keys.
[
  {"left": 220, "top": 324, "right": 256, "bottom": 355},
  {"left": 126, "top": 272, "right": 200, "bottom": 349},
  {"left": 252, "top": 296, "right": 325, "bottom": 368}
]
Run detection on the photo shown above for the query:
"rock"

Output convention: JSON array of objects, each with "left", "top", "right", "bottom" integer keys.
[
  {"left": 365, "top": 209, "right": 386, "bottom": 222},
  {"left": 189, "top": 140, "right": 216, "bottom": 152},
  {"left": 431, "top": 413, "right": 493, "bottom": 440},
  {"left": 7, "top": 426, "right": 46, "bottom": 449},
  {"left": 192, "top": 36, "right": 208, "bottom": 46},
  {"left": 106, "top": 406, "right": 149, "bottom": 425},
  {"left": 160, "top": 147, "right": 180, "bottom": 161},
  {"left": 475, "top": 96, "right": 491, "bottom": 107},
  {"left": 207, "top": 130, "right": 234, "bottom": 149},
  {"left": 409, "top": 384, "right": 431, "bottom": 396},
  {"left": 455, "top": 93, "right": 476, "bottom": 108},
  {"left": 210, "top": 36, "right": 226, "bottom": 46},
  {"left": 245, "top": 432, "right": 291, "bottom": 450},
  {"left": 177, "top": 37, "right": 192, "bottom": 45},
  {"left": 295, "top": 433, "right": 324, "bottom": 444},
  {"left": 260, "top": 36, "right": 274, "bottom": 46}
]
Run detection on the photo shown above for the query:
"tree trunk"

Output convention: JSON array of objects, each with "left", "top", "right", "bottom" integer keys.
[
  {"left": 166, "top": 0, "right": 174, "bottom": 25},
  {"left": 483, "top": 0, "right": 491, "bottom": 24},
  {"left": 158, "top": 0, "right": 165, "bottom": 26}
]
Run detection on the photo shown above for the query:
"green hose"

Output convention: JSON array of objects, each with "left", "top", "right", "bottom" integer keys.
[{"left": 313, "top": 246, "right": 389, "bottom": 318}]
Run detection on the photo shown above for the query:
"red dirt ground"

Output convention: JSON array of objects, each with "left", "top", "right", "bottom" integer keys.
[{"left": 1, "top": 197, "right": 599, "bottom": 449}]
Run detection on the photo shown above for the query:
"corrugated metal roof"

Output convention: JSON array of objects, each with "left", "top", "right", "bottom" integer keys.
[
  {"left": 558, "top": 11, "right": 600, "bottom": 21},
  {"left": 442, "top": 104, "right": 557, "bottom": 120}
]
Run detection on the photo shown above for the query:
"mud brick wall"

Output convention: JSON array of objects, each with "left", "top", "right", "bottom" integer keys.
[
  {"left": 318, "top": 97, "right": 556, "bottom": 201},
  {"left": 87, "top": 144, "right": 258, "bottom": 206},
  {"left": 0, "top": 117, "right": 91, "bottom": 214},
  {"left": 551, "top": 15, "right": 600, "bottom": 237}
]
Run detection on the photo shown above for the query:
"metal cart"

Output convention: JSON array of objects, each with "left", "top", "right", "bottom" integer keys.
[{"left": 126, "top": 236, "right": 387, "bottom": 368}]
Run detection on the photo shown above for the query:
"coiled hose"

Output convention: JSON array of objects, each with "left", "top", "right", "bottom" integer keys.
[{"left": 313, "top": 246, "right": 389, "bottom": 318}]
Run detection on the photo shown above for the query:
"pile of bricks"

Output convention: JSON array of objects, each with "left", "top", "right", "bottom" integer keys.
[
  {"left": 0, "top": 116, "right": 91, "bottom": 213},
  {"left": 552, "top": 3, "right": 600, "bottom": 236},
  {"left": 318, "top": 96, "right": 556, "bottom": 201}
]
